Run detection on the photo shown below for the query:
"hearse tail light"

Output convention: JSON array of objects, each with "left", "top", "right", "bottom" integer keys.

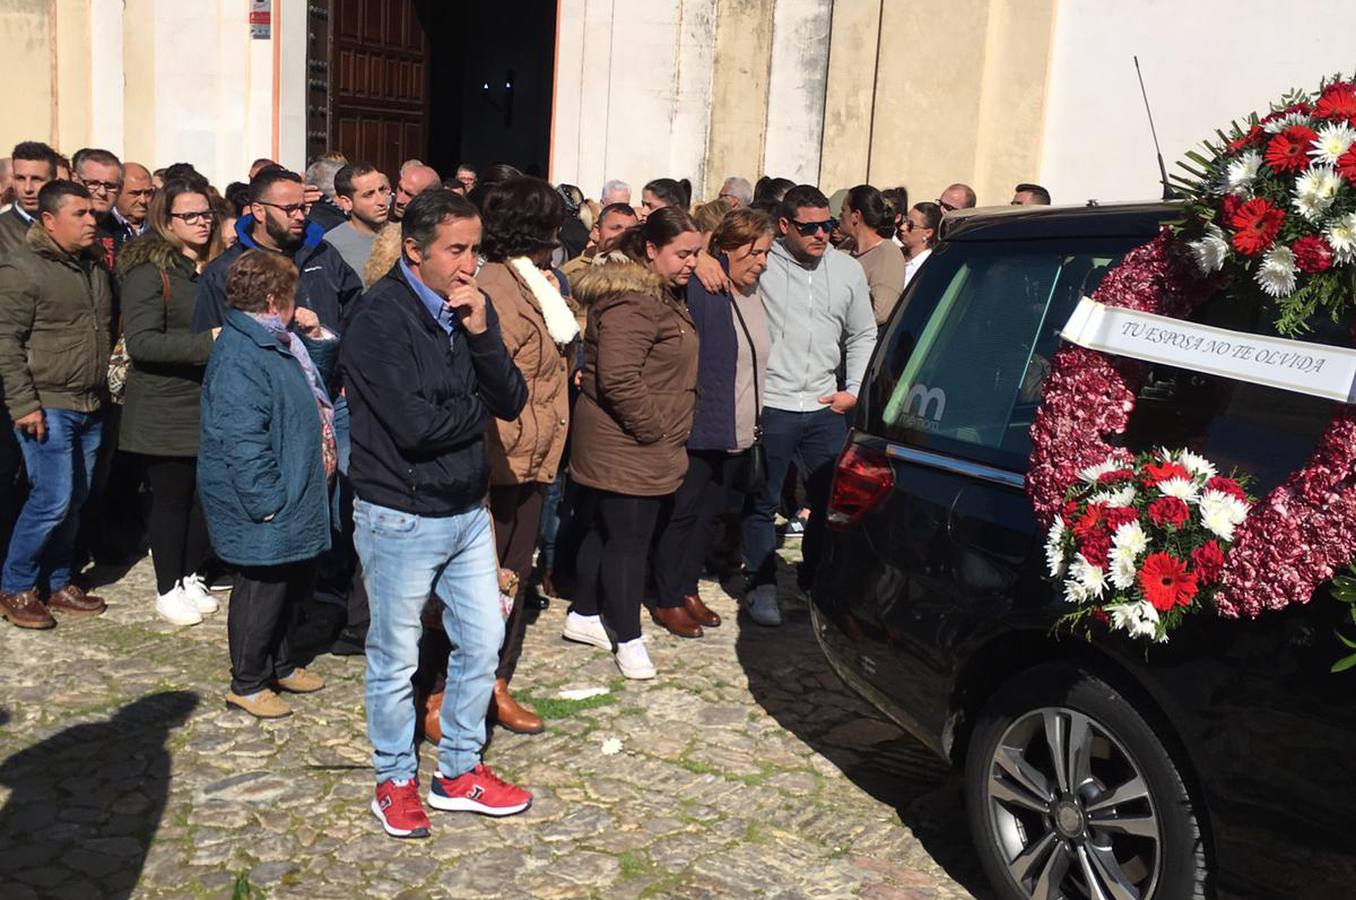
[{"left": 827, "top": 444, "right": 894, "bottom": 529}]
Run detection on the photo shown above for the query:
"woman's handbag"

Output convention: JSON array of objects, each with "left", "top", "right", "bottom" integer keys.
[
  {"left": 107, "top": 269, "right": 171, "bottom": 405},
  {"left": 728, "top": 294, "right": 766, "bottom": 495}
]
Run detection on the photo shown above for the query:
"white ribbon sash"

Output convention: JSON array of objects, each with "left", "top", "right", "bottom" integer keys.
[{"left": 1060, "top": 297, "right": 1356, "bottom": 403}]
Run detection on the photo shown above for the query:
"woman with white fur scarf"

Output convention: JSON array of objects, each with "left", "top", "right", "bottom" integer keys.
[{"left": 473, "top": 177, "right": 581, "bottom": 735}]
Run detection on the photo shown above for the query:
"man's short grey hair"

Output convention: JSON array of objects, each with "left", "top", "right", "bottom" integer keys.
[
  {"left": 306, "top": 158, "right": 345, "bottom": 201},
  {"left": 72, "top": 147, "right": 124, "bottom": 181},
  {"left": 400, "top": 158, "right": 425, "bottom": 175},
  {"left": 403, "top": 189, "right": 479, "bottom": 257},
  {"left": 720, "top": 176, "right": 753, "bottom": 206},
  {"left": 600, "top": 179, "right": 630, "bottom": 201}
]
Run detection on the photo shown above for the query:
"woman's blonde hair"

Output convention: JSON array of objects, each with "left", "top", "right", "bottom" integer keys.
[
  {"left": 147, "top": 178, "right": 224, "bottom": 265},
  {"left": 691, "top": 199, "right": 728, "bottom": 236}
]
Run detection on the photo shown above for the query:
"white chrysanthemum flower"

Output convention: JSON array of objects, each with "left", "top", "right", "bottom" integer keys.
[
  {"left": 1255, "top": 244, "right": 1298, "bottom": 298},
  {"left": 1224, "top": 150, "right": 1263, "bottom": 195},
  {"left": 1089, "top": 485, "right": 1136, "bottom": 508},
  {"left": 1109, "top": 549, "right": 1139, "bottom": 591},
  {"left": 1177, "top": 449, "right": 1218, "bottom": 480},
  {"left": 1324, "top": 212, "right": 1356, "bottom": 264},
  {"left": 1263, "top": 111, "right": 1311, "bottom": 134},
  {"left": 1070, "top": 553, "right": 1108, "bottom": 599},
  {"left": 1064, "top": 577, "right": 1090, "bottom": 605},
  {"left": 1078, "top": 459, "right": 1120, "bottom": 484},
  {"left": 1199, "top": 489, "right": 1250, "bottom": 541},
  {"left": 1309, "top": 122, "right": 1356, "bottom": 166},
  {"left": 1189, "top": 223, "right": 1229, "bottom": 273},
  {"left": 1111, "top": 519, "right": 1149, "bottom": 559},
  {"left": 1045, "top": 515, "right": 1068, "bottom": 579},
  {"left": 1158, "top": 477, "right": 1200, "bottom": 502},
  {"left": 1294, "top": 165, "right": 1342, "bottom": 222},
  {"left": 1107, "top": 600, "right": 1160, "bottom": 640}
]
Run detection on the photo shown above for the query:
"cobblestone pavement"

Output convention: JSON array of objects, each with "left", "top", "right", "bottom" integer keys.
[{"left": 0, "top": 545, "right": 988, "bottom": 899}]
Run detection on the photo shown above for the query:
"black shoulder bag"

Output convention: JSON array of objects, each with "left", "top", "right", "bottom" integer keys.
[{"left": 728, "top": 294, "right": 767, "bottom": 494}]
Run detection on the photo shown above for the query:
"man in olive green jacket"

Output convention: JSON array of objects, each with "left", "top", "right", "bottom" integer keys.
[{"left": 0, "top": 181, "right": 111, "bottom": 629}]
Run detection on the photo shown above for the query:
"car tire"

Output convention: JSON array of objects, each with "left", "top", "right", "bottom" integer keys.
[{"left": 963, "top": 663, "right": 1209, "bottom": 900}]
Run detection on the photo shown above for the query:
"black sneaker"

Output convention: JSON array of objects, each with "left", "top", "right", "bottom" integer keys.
[{"left": 330, "top": 624, "right": 368, "bottom": 656}]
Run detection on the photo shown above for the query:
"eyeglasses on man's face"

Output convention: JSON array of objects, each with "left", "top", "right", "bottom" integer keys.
[
  {"left": 790, "top": 218, "right": 836, "bottom": 236},
  {"left": 257, "top": 200, "right": 307, "bottom": 218},
  {"left": 80, "top": 179, "right": 123, "bottom": 195}
]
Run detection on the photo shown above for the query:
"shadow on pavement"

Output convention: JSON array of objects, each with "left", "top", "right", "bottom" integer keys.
[
  {"left": 0, "top": 690, "right": 199, "bottom": 898},
  {"left": 732, "top": 591, "right": 995, "bottom": 899}
]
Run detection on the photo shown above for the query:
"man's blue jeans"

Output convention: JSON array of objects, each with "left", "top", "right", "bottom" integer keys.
[
  {"left": 3, "top": 408, "right": 102, "bottom": 594},
  {"left": 741, "top": 406, "right": 847, "bottom": 590},
  {"left": 354, "top": 498, "right": 503, "bottom": 783}
]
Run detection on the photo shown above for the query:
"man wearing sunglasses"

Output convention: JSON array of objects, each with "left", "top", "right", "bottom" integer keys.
[
  {"left": 937, "top": 183, "right": 977, "bottom": 213},
  {"left": 743, "top": 184, "right": 877, "bottom": 628}
]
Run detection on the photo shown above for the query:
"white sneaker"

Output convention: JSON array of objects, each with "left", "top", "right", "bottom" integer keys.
[
  {"left": 156, "top": 585, "right": 203, "bottom": 626},
  {"left": 179, "top": 574, "right": 219, "bottom": 615},
  {"left": 614, "top": 638, "right": 656, "bottom": 680},
  {"left": 745, "top": 584, "right": 782, "bottom": 627},
  {"left": 562, "top": 612, "right": 612, "bottom": 650}
]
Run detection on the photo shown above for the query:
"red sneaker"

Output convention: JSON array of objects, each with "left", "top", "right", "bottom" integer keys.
[
  {"left": 371, "top": 779, "right": 431, "bottom": 838},
  {"left": 428, "top": 763, "right": 532, "bottom": 817}
]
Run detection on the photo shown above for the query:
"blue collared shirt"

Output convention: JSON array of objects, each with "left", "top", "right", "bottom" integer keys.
[
  {"left": 13, "top": 205, "right": 34, "bottom": 225},
  {"left": 399, "top": 258, "right": 456, "bottom": 335}
]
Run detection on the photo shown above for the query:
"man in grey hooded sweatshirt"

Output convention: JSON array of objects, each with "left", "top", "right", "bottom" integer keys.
[{"left": 743, "top": 184, "right": 877, "bottom": 626}]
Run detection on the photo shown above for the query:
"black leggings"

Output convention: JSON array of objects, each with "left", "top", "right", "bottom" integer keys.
[
  {"left": 572, "top": 488, "right": 663, "bottom": 643},
  {"left": 143, "top": 456, "right": 210, "bottom": 595}
]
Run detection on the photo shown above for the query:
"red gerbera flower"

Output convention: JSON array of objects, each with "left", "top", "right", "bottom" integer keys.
[
  {"left": 1072, "top": 504, "right": 1108, "bottom": 542},
  {"left": 1264, "top": 125, "right": 1319, "bottom": 173},
  {"left": 1106, "top": 507, "right": 1141, "bottom": 532},
  {"left": 1337, "top": 147, "right": 1356, "bottom": 185},
  {"left": 1205, "top": 476, "right": 1246, "bottom": 501},
  {"left": 1191, "top": 540, "right": 1226, "bottom": 585},
  {"left": 1148, "top": 497, "right": 1190, "bottom": 528},
  {"left": 1229, "top": 197, "right": 1286, "bottom": 256},
  {"left": 1292, "top": 235, "right": 1335, "bottom": 273},
  {"left": 1226, "top": 124, "right": 1263, "bottom": 154},
  {"left": 1314, "top": 82, "right": 1356, "bottom": 123},
  {"left": 1142, "top": 461, "right": 1191, "bottom": 485},
  {"left": 1138, "top": 552, "right": 1199, "bottom": 611}
]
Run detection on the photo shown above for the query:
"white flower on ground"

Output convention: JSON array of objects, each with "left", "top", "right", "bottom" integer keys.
[
  {"left": 1309, "top": 122, "right": 1356, "bottom": 166},
  {"left": 1224, "top": 150, "right": 1263, "bottom": 195},
  {"left": 1158, "top": 477, "right": 1200, "bottom": 502},
  {"left": 1189, "top": 223, "right": 1229, "bottom": 274},
  {"left": 1089, "top": 485, "right": 1136, "bottom": 508},
  {"left": 600, "top": 737, "right": 623, "bottom": 756},
  {"left": 1078, "top": 459, "right": 1120, "bottom": 484},
  {"left": 1045, "top": 515, "right": 1068, "bottom": 579},
  {"left": 1263, "top": 111, "right": 1311, "bottom": 134},
  {"left": 1293, "top": 165, "right": 1342, "bottom": 222},
  {"left": 1177, "top": 449, "right": 1218, "bottom": 480},
  {"left": 1070, "top": 553, "right": 1108, "bottom": 599},
  {"left": 1199, "top": 489, "right": 1250, "bottom": 541},
  {"left": 1255, "top": 244, "right": 1298, "bottom": 298},
  {"left": 557, "top": 686, "right": 610, "bottom": 701},
  {"left": 1325, "top": 212, "right": 1356, "bottom": 264},
  {"left": 1107, "top": 600, "right": 1161, "bottom": 640}
]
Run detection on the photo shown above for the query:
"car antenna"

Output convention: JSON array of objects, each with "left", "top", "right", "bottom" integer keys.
[{"left": 1134, "top": 55, "right": 1179, "bottom": 200}]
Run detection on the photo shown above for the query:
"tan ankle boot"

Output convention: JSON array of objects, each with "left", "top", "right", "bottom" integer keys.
[{"left": 491, "top": 678, "right": 544, "bottom": 734}]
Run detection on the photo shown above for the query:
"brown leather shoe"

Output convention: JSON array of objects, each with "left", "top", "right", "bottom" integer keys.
[
  {"left": 47, "top": 584, "right": 105, "bottom": 617},
  {"left": 683, "top": 593, "right": 721, "bottom": 628},
  {"left": 0, "top": 589, "right": 56, "bottom": 629},
  {"left": 651, "top": 604, "right": 703, "bottom": 638},
  {"left": 274, "top": 667, "right": 325, "bottom": 693},
  {"left": 226, "top": 688, "right": 292, "bottom": 719},
  {"left": 491, "top": 678, "right": 545, "bottom": 734}
]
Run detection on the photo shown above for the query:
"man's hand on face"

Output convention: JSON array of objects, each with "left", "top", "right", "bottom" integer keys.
[{"left": 445, "top": 272, "right": 488, "bottom": 335}]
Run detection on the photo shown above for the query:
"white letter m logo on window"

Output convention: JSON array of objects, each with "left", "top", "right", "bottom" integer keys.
[{"left": 903, "top": 384, "right": 946, "bottom": 421}]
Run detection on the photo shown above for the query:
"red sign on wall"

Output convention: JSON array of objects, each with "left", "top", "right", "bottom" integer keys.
[{"left": 250, "top": 0, "right": 272, "bottom": 39}]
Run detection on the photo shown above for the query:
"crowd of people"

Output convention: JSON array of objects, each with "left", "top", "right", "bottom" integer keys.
[{"left": 0, "top": 140, "right": 1050, "bottom": 838}]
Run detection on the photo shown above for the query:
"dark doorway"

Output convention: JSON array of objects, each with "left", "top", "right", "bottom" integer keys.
[
  {"left": 307, "top": 1, "right": 557, "bottom": 184},
  {"left": 420, "top": 1, "right": 558, "bottom": 179}
]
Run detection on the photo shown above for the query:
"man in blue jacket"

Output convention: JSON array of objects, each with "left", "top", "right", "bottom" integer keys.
[
  {"left": 340, "top": 190, "right": 530, "bottom": 839},
  {"left": 192, "top": 167, "right": 364, "bottom": 334}
]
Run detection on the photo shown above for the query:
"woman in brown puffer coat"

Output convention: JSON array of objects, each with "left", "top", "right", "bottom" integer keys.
[
  {"left": 564, "top": 206, "right": 702, "bottom": 681},
  {"left": 477, "top": 177, "right": 580, "bottom": 733}
]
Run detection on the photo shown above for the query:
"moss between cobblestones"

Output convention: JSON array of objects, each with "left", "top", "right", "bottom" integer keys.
[{"left": 519, "top": 691, "right": 617, "bottom": 719}]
